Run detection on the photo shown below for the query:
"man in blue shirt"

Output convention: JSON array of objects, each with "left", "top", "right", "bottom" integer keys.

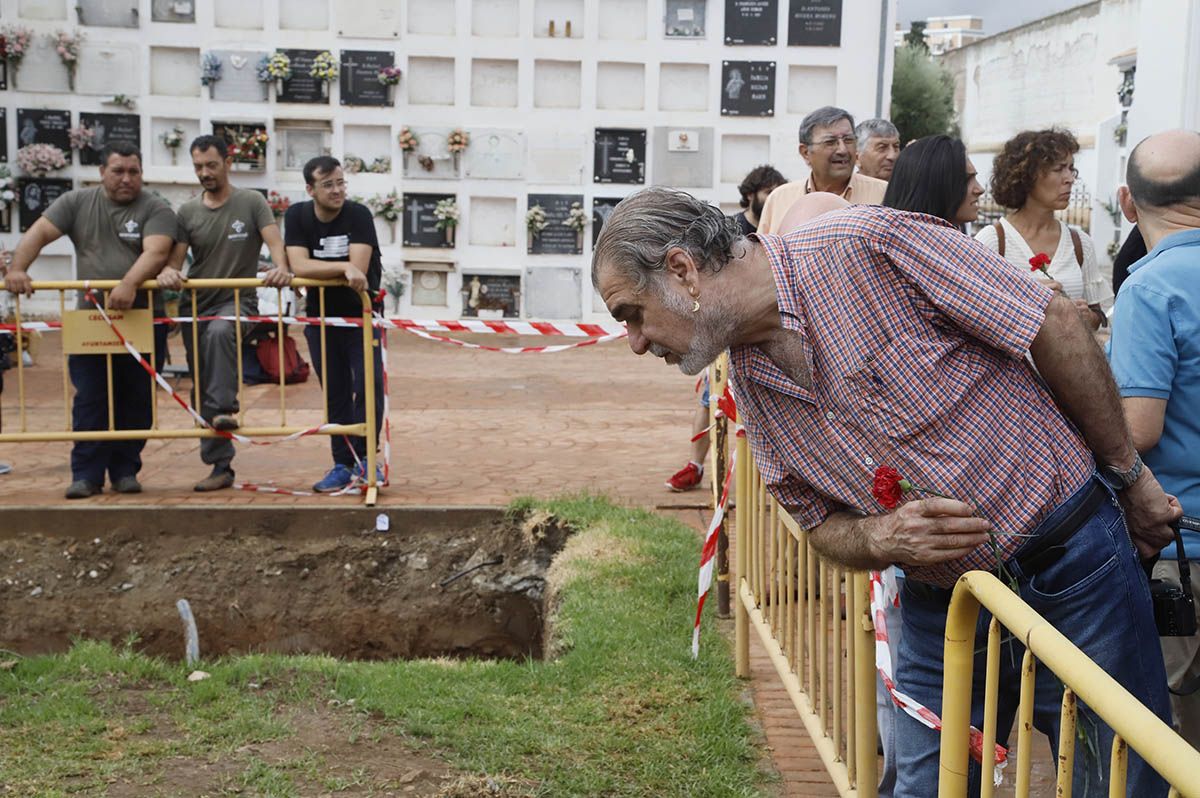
[{"left": 1110, "top": 128, "right": 1200, "bottom": 747}]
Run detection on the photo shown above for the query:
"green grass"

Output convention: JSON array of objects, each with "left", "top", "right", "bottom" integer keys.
[{"left": 0, "top": 496, "right": 772, "bottom": 797}]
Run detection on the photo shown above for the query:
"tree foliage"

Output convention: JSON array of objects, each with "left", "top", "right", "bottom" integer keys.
[
  {"left": 890, "top": 44, "right": 959, "bottom": 145},
  {"left": 904, "top": 21, "right": 929, "bottom": 51}
]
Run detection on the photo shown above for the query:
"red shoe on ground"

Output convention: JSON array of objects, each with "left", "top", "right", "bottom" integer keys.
[{"left": 665, "top": 462, "right": 704, "bottom": 492}]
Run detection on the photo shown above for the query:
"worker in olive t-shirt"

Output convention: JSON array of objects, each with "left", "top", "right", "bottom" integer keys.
[
  {"left": 2, "top": 143, "right": 175, "bottom": 499},
  {"left": 159, "top": 135, "right": 292, "bottom": 492}
]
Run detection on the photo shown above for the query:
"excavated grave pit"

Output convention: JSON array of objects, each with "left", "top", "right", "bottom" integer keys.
[{"left": 0, "top": 506, "right": 572, "bottom": 662}]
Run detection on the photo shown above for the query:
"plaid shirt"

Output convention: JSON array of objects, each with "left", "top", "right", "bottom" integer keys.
[{"left": 731, "top": 205, "right": 1095, "bottom": 587}]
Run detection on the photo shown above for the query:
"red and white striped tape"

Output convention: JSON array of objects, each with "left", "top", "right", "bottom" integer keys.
[
  {"left": 693, "top": 445, "right": 738, "bottom": 659},
  {"left": 868, "top": 569, "right": 1008, "bottom": 775},
  {"left": 2, "top": 315, "right": 627, "bottom": 337}
]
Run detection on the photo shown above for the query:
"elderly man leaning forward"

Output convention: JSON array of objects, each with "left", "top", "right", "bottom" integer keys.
[
  {"left": 756, "top": 106, "right": 888, "bottom": 234},
  {"left": 593, "top": 188, "right": 1180, "bottom": 797}
]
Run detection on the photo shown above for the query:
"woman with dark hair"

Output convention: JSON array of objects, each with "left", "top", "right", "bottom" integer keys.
[
  {"left": 974, "top": 128, "right": 1111, "bottom": 330},
  {"left": 882, "top": 135, "right": 984, "bottom": 226}
]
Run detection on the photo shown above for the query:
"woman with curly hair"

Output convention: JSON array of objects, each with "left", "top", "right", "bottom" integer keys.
[{"left": 975, "top": 128, "right": 1112, "bottom": 330}]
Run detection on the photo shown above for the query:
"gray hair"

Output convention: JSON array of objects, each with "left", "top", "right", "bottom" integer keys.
[
  {"left": 799, "top": 106, "right": 855, "bottom": 145},
  {"left": 591, "top": 187, "right": 743, "bottom": 294},
  {"left": 855, "top": 118, "right": 900, "bottom": 150}
]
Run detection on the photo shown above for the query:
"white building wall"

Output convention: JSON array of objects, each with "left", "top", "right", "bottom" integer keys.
[{"left": 1, "top": 0, "right": 894, "bottom": 321}]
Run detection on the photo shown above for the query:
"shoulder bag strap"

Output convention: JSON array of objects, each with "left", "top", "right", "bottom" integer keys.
[
  {"left": 994, "top": 221, "right": 1005, "bottom": 258},
  {"left": 1070, "top": 227, "right": 1084, "bottom": 268}
]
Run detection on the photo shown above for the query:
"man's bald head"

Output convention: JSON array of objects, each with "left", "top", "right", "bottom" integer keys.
[{"left": 1127, "top": 129, "right": 1200, "bottom": 208}]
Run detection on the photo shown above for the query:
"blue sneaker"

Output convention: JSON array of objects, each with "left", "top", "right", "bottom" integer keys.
[
  {"left": 354, "top": 463, "right": 386, "bottom": 486},
  {"left": 313, "top": 464, "right": 354, "bottom": 493}
]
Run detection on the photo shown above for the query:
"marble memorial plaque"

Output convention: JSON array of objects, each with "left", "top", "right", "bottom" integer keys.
[
  {"left": 725, "top": 0, "right": 777, "bottom": 44},
  {"left": 652, "top": 126, "right": 713, "bottom": 187},
  {"left": 468, "top": 196, "right": 517, "bottom": 247},
  {"left": 403, "top": 127, "right": 457, "bottom": 180},
  {"left": 721, "top": 60, "right": 775, "bottom": 116},
  {"left": 526, "top": 132, "right": 584, "bottom": 185},
  {"left": 525, "top": 266, "right": 581, "bottom": 320},
  {"left": 214, "top": 0, "right": 263, "bottom": 29},
  {"left": 340, "top": 50, "right": 395, "bottom": 107},
  {"left": 464, "top": 129, "right": 525, "bottom": 181},
  {"left": 210, "top": 50, "right": 269, "bottom": 102},
  {"left": 151, "top": 0, "right": 195, "bottom": 22},
  {"left": 334, "top": 0, "right": 400, "bottom": 38},
  {"left": 664, "top": 0, "right": 706, "bottom": 37},
  {"left": 461, "top": 273, "right": 520, "bottom": 318},
  {"left": 17, "top": 109, "right": 71, "bottom": 153},
  {"left": 78, "top": 113, "right": 141, "bottom": 166},
  {"left": 787, "top": 0, "right": 841, "bottom": 47},
  {"left": 18, "top": 0, "right": 67, "bottom": 20},
  {"left": 278, "top": 49, "right": 327, "bottom": 104},
  {"left": 19, "top": 178, "right": 72, "bottom": 233},
  {"left": 280, "top": 0, "right": 329, "bottom": 30},
  {"left": 150, "top": 46, "right": 200, "bottom": 97},
  {"left": 592, "top": 196, "right": 622, "bottom": 247},
  {"left": 593, "top": 128, "right": 646, "bottom": 184},
  {"left": 75, "top": 42, "right": 138, "bottom": 96},
  {"left": 527, "top": 194, "right": 583, "bottom": 255},
  {"left": 402, "top": 193, "right": 456, "bottom": 248},
  {"left": 77, "top": 0, "right": 138, "bottom": 27},
  {"left": 11, "top": 37, "right": 70, "bottom": 93}
]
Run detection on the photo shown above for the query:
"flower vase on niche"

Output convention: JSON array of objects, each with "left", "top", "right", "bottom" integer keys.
[
  {"left": 388, "top": 220, "right": 397, "bottom": 244},
  {"left": 575, "top": 231, "right": 583, "bottom": 252},
  {"left": 275, "top": 78, "right": 284, "bottom": 95},
  {"left": 452, "top": 152, "right": 460, "bottom": 173},
  {"left": 320, "top": 82, "right": 328, "bottom": 99},
  {"left": 445, "top": 226, "right": 455, "bottom": 246}
]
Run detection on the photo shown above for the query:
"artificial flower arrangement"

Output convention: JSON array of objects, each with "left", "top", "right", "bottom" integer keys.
[
  {"left": 367, "top": 190, "right": 402, "bottom": 223},
  {"left": 200, "top": 52, "right": 222, "bottom": 87},
  {"left": 526, "top": 205, "right": 548, "bottom": 238},
  {"left": 0, "top": 165, "right": 17, "bottom": 217},
  {"left": 267, "top": 190, "right": 290, "bottom": 220},
  {"left": 397, "top": 126, "right": 419, "bottom": 152},
  {"left": 1, "top": 25, "right": 33, "bottom": 88},
  {"left": 377, "top": 66, "right": 402, "bottom": 86},
  {"left": 309, "top": 51, "right": 338, "bottom": 95},
  {"left": 227, "top": 128, "right": 269, "bottom": 165},
  {"left": 161, "top": 125, "right": 186, "bottom": 164},
  {"left": 446, "top": 129, "right": 470, "bottom": 153},
  {"left": 16, "top": 143, "right": 68, "bottom": 177},
  {"left": 68, "top": 124, "right": 94, "bottom": 152},
  {"left": 563, "top": 202, "right": 588, "bottom": 233},
  {"left": 257, "top": 51, "right": 292, "bottom": 94},
  {"left": 106, "top": 94, "right": 136, "bottom": 110},
  {"left": 342, "top": 155, "right": 366, "bottom": 174},
  {"left": 367, "top": 156, "right": 391, "bottom": 174},
  {"left": 434, "top": 198, "right": 459, "bottom": 245},
  {"left": 52, "top": 30, "right": 83, "bottom": 90}
]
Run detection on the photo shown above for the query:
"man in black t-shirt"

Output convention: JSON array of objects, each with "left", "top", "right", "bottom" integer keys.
[{"left": 284, "top": 156, "right": 385, "bottom": 493}]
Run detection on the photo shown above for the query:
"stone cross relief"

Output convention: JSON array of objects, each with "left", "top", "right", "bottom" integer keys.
[
  {"left": 408, "top": 202, "right": 423, "bottom": 236},
  {"left": 342, "top": 55, "right": 360, "bottom": 96}
]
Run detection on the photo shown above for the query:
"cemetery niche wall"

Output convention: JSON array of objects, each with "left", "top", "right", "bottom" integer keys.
[
  {"left": 787, "top": 0, "right": 843, "bottom": 47},
  {"left": 726, "top": 0, "right": 779, "bottom": 45},
  {"left": 78, "top": 113, "right": 141, "bottom": 167},
  {"left": 461, "top": 273, "right": 521, "bottom": 318},
  {"left": 593, "top": 128, "right": 646, "bottom": 185},
  {"left": 527, "top": 194, "right": 584, "bottom": 255}
]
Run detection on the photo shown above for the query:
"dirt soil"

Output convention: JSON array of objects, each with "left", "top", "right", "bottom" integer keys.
[{"left": 0, "top": 508, "right": 572, "bottom": 661}]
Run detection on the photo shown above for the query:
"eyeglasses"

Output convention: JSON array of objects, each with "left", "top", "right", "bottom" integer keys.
[
  {"left": 315, "top": 179, "right": 348, "bottom": 191},
  {"left": 811, "top": 135, "right": 857, "bottom": 150}
]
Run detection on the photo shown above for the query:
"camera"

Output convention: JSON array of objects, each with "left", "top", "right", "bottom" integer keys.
[{"left": 1148, "top": 515, "right": 1199, "bottom": 638}]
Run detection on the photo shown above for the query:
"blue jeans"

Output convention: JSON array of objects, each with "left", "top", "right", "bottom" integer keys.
[
  {"left": 304, "top": 325, "right": 384, "bottom": 468},
  {"left": 68, "top": 326, "right": 168, "bottom": 485},
  {"left": 893, "top": 476, "right": 1171, "bottom": 797}
]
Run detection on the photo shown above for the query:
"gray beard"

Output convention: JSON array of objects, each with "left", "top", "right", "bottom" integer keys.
[{"left": 658, "top": 284, "right": 739, "bottom": 375}]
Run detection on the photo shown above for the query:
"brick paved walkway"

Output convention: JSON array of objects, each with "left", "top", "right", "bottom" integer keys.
[{"left": 0, "top": 330, "right": 840, "bottom": 794}]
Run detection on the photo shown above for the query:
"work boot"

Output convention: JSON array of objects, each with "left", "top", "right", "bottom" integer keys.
[
  {"left": 65, "top": 479, "right": 102, "bottom": 499},
  {"left": 111, "top": 475, "right": 143, "bottom": 494},
  {"left": 212, "top": 414, "right": 240, "bottom": 431},
  {"left": 194, "top": 465, "right": 235, "bottom": 492}
]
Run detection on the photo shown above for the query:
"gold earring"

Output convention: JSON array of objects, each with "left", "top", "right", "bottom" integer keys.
[{"left": 692, "top": 300, "right": 700, "bottom": 313}]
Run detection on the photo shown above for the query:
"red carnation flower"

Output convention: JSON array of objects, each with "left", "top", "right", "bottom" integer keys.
[
  {"left": 872, "top": 465, "right": 912, "bottom": 510},
  {"left": 1029, "top": 252, "right": 1051, "bottom": 274}
]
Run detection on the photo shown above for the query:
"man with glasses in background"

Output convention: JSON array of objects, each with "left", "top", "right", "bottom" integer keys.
[
  {"left": 757, "top": 106, "right": 888, "bottom": 234},
  {"left": 283, "top": 156, "right": 384, "bottom": 493}
]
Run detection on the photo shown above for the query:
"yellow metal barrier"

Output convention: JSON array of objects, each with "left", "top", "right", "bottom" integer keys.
[
  {"left": 939, "top": 571, "right": 1200, "bottom": 797},
  {"left": 0, "top": 278, "right": 380, "bottom": 505},
  {"left": 732, "top": 427, "right": 879, "bottom": 797}
]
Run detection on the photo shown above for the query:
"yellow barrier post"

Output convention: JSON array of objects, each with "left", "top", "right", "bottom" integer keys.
[
  {"left": 361, "top": 288, "right": 378, "bottom": 506},
  {"left": 938, "top": 579, "right": 982, "bottom": 798},
  {"left": 709, "top": 353, "right": 730, "bottom": 618},
  {"left": 734, "top": 431, "right": 751, "bottom": 679},
  {"left": 852, "top": 571, "right": 878, "bottom": 794}
]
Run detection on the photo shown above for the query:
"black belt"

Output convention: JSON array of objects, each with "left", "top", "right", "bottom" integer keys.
[
  {"left": 1013, "top": 479, "right": 1107, "bottom": 575},
  {"left": 906, "top": 479, "right": 1108, "bottom": 602}
]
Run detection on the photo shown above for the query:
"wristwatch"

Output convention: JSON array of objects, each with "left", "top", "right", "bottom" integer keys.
[{"left": 1100, "top": 452, "right": 1144, "bottom": 491}]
